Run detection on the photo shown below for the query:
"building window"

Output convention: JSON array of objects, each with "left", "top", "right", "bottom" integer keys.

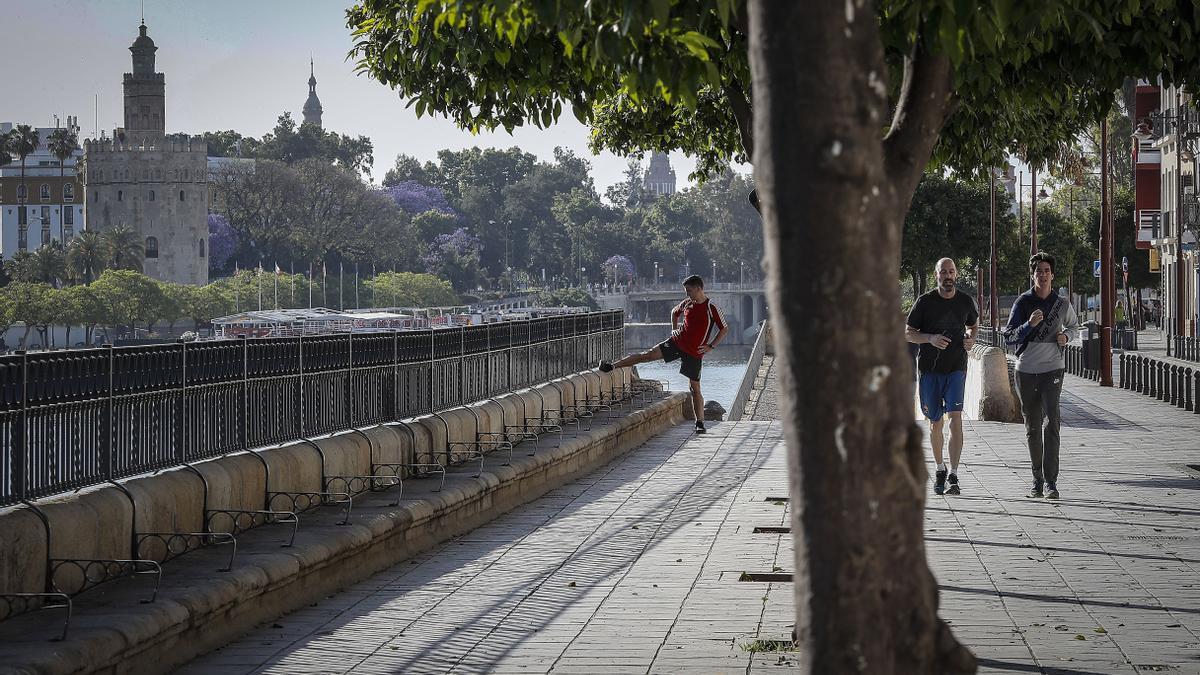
[
  {"left": 16, "top": 184, "right": 27, "bottom": 202},
  {"left": 199, "top": 238, "right": 206, "bottom": 258},
  {"left": 40, "top": 184, "right": 51, "bottom": 201},
  {"left": 18, "top": 206, "right": 27, "bottom": 225},
  {"left": 179, "top": 190, "right": 185, "bottom": 201},
  {"left": 41, "top": 223, "right": 50, "bottom": 246},
  {"left": 93, "top": 190, "right": 99, "bottom": 202},
  {"left": 117, "top": 190, "right": 123, "bottom": 202},
  {"left": 149, "top": 190, "right": 156, "bottom": 202},
  {"left": 63, "top": 183, "right": 74, "bottom": 201},
  {"left": 64, "top": 226, "right": 73, "bottom": 239},
  {"left": 64, "top": 207, "right": 73, "bottom": 226},
  {"left": 145, "top": 236, "right": 159, "bottom": 259},
  {"left": 17, "top": 224, "right": 27, "bottom": 250}
]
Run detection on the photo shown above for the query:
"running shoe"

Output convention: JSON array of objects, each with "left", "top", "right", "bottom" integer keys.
[
  {"left": 1028, "top": 481, "right": 1044, "bottom": 498},
  {"left": 946, "top": 473, "right": 961, "bottom": 495},
  {"left": 695, "top": 421, "right": 706, "bottom": 434},
  {"left": 934, "top": 469, "right": 947, "bottom": 495},
  {"left": 1045, "top": 483, "right": 1059, "bottom": 500}
]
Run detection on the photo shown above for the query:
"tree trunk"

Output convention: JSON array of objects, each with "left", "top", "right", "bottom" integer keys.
[
  {"left": 748, "top": 3, "right": 973, "bottom": 673},
  {"left": 911, "top": 271, "right": 921, "bottom": 300}
]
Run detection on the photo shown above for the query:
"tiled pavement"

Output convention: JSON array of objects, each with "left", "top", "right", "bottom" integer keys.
[
  {"left": 186, "top": 374, "right": 1199, "bottom": 674},
  {"left": 183, "top": 420, "right": 799, "bottom": 674}
]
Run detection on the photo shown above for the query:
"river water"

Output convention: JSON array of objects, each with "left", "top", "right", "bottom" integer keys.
[{"left": 633, "top": 344, "right": 754, "bottom": 412}]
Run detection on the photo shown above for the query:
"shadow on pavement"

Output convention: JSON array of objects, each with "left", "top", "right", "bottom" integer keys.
[{"left": 941, "top": 584, "right": 1199, "bottom": 616}]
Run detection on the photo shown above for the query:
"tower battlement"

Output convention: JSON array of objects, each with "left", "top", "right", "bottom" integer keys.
[{"left": 84, "top": 137, "right": 208, "bottom": 155}]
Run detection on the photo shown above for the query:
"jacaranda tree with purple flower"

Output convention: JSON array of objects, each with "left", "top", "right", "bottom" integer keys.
[
  {"left": 422, "top": 227, "right": 483, "bottom": 292},
  {"left": 602, "top": 254, "right": 635, "bottom": 283},
  {"left": 381, "top": 181, "right": 455, "bottom": 216},
  {"left": 207, "top": 214, "right": 238, "bottom": 272}
]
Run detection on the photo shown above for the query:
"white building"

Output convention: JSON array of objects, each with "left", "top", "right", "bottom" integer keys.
[{"left": 0, "top": 118, "right": 85, "bottom": 259}]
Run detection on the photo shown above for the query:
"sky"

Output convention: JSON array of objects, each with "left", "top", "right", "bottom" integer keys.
[{"left": 3, "top": 0, "right": 700, "bottom": 193}]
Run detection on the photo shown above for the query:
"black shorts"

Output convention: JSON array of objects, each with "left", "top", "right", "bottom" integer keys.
[{"left": 657, "top": 338, "right": 702, "bottom": 382}]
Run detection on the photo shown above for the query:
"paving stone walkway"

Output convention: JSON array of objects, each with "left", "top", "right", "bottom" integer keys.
[
  {"left": 187, "top": 372, "right": 1199, "bottom": 674},
  {"left": 184, "top": 420, "right": 799, "bottom": 674}
]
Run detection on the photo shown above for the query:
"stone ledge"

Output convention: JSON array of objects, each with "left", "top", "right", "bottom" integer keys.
[{"left": 0, "top": 392, "right": 689, "bottom": 675}]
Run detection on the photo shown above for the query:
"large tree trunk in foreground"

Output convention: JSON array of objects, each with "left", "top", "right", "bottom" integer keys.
[{"left": 747, "top": 3, "right": 974, "bottom": 673}]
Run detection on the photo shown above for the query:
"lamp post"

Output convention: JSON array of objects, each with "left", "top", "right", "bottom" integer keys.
[
  {"left": 654, "top": 261, "right": 659, "bottom": 286},
  {"left": 740, "top": 261, "right": 746, "bottom": 286},
  {"left": 711, "top": 260, "right": 716, "bottom": 285},
  {"left": 1100, "top": 115, "right": 1114, "bottom": 387},
  {"left": 989, "top": 168, "right": 998, "bottom": 336},
  {"left": 1030, "top": 167, "right": 1039, "bottom": 256}
]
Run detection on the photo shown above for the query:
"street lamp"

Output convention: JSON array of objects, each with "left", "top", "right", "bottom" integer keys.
[
  {"left": 654, "top": 261, "right": 659, "bottom": 285},
  {"left": 740, "top": 261, "right": 746, "bottom": 286},
  {"left": 711, "top": 260, "right": 716, "bottom": 285}
]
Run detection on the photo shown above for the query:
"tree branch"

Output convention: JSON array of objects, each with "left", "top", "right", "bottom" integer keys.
[
  {"left": 883, "top": 40, "right": 953, "bottom": 204},
  {"left": 723, "top": 79, "right": 755, "bottom": 160}
]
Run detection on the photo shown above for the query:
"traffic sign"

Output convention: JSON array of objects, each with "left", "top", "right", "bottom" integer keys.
[{"left": 1093, "top": 260, "right": 1101, "bottom": 278}]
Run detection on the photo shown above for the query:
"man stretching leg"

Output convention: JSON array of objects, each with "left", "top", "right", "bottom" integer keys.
[{"left": 600, "top": 275, "right": 727, "bottom": 433}]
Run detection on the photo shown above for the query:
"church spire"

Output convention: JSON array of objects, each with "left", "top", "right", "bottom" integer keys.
[{"left": 303, "top": 57, "right": 323, "bottom": 128}]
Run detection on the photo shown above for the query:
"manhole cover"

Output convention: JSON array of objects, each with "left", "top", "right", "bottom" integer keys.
[{"left": 753, "top": 526, "right": 792, "bottom": 534}]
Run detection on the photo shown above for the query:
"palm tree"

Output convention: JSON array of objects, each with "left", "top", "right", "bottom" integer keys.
[
  {"left": 10, "top": 125, "right": 40, "bottom": 206},
  {"left": 100, "top": 223, "right": 144, "bottom": 272},
  {"left": 29, "top": 242, "right": 66, "bottom": 287},
  {"left": 47, "top": 127, "right": 79, "bottom": 242},
  {"left": 66, "top": 230, "right": 105, "bottom": 284},
  {"left": 4, "top": 250, "right": 36, "bottom": 283},
  {"left": 0, "top": 129, "right": 13, "bottom": 169}
]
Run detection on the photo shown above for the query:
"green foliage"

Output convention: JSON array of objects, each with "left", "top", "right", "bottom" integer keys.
[
  {"left": 256, "top": 112, "right": 376, "bottom": 178},
  {"left": 536, "top": 287, "right": 598, "bottom": 310},
  {"left": 91, "top": 269, "right": 163, "bottom": 330},
  {"left": 347, "top": 0, "right": 752, "bottom": 178},
  {"left": 365, "top": 271, "right": 459, "bottom": 307}
]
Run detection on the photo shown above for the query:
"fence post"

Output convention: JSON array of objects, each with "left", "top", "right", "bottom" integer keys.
[
  {"left": 347, "top": 330, "right": 354, "bottom": 427},
  {"left": 1186, "top": 368, "right": 1194, "bottom": 412},
  {"left": 298, "top": 334, "right": 305, "bottom": 436},
  {"left": 13, "top": 351, "right": 28, "bottom": 500},
  {"left": 239, "top": 336, "right": 249, "bottom": 450},
  {"left": 103, "top": 344, "right": 115, "bottom": 481},
  {"left": 392, "top": 330, "right": 400, "bottom": 421},
  {"left": 177, "top": 341, "right": 187, "bottom": 462}
]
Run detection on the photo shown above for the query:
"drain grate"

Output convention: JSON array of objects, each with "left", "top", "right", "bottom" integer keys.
[
  {"left": 739, "top": 572, "right": 793, "bottom": 582},
  {"left": 752, "top": 526, "right": 791, "bottom": 534},
  {"left": 764, "top": 496, "right": 789, "bottom": 504},
  {"left": 1129, "top": 535, "right": 1186, "bottom": 541},
  {"left": 1188, "top": 464, "right": 1200, "bottom": 473}
]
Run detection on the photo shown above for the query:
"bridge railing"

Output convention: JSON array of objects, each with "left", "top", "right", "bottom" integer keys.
[{"left": 0, "top": 310, "right": 624, "bottom": 507}]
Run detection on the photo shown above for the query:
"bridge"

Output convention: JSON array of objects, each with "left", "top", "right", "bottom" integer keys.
[{"left": 597, "top": 282, "right": 768, "bottom": 345}]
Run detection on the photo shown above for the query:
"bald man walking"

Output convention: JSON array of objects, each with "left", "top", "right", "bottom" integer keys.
[{"left": 905, "top": 258, "right": 978, "bottom": 496}]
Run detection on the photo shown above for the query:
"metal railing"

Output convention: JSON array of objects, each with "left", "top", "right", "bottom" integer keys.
[
  {"left": 977, "top": 326, "right": 1099, "bottom": 381},
  {"left": 0, "top": 310, "right": 624, "bottom": 507},
  {"left": 1168, "top": 334, "right": 1200, "bottom": 363},
  {"left": 1119, "top": 352, "right": 1199, "bottom": 412}
]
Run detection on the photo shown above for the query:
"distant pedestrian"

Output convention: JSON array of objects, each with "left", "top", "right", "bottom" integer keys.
[
  {"left": 600, "top": 275, "right": 728, "bottom": 434},
  {"left": 906, "top": 258, "right": 978, "bottom": 496},
  {"left": 1004, "top": 251, "right": 1079, "bottom": 500}
]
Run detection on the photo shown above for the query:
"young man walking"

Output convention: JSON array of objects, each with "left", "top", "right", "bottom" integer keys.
[
  {"left": 600, "top": 275, "right": 728, "bottom": 434},
  {"left": 905, "top": 258, "right": 978, "bottom": 496},
  {"left": 1004, "top": 251, "right": 1078, "bottom": 500}
]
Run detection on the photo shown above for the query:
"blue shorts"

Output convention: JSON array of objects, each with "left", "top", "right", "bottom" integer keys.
[{"left": 918, "top": 371, "right": 966, "bottom": 422}]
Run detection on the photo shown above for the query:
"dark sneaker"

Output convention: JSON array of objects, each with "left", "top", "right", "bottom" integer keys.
[
  {"left": 934, "top": 469, "right": 947, "bottom": 495},
  {"left": 1028, "top": 481, "right": 1044, "bottom": 498},
  {"left": 598, "top": 360, "right": 614, "bottom": 373},
  {"left": 695, "top": 421, "right": 706, "bottom": 434},
  {"left": 1046, "top": 483, "right": 1059, "bottom": 500},
  {"left": 946, "top": 473, "right": 961, "bottom": 495}
]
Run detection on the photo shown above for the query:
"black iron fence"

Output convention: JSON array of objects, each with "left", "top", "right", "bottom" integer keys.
[
  {"left": 977, "top": 326, "right": 1099, "bottom": 381},
  {"left": 0, "top": 311, "right": 624, "bottom": 507},
  {"left": 1119, "top": 352, "right": 1199, "bottom": 412},
  {"left": 1168, "top": 334, "right": 1200, "bottom": 363}
]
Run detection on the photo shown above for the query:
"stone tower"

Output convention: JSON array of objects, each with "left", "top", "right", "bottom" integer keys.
[
  {"left": 642, "top": 151, "right": 676, "bottom": 197},
  {"left": 303, "top": 59, "right": 324, "bottom": 127},
  {"left": 82, "top": 22, "right": 209, "bottom": 285}
]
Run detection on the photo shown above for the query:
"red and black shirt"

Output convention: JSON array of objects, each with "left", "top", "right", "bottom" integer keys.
[{"left": 671, "top": 298, "right": 727, "bottom": 358}]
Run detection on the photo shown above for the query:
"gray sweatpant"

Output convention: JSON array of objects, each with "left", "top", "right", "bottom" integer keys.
[{"left": 1015, "top": 369, "right": 1065, "bottom": 484}]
